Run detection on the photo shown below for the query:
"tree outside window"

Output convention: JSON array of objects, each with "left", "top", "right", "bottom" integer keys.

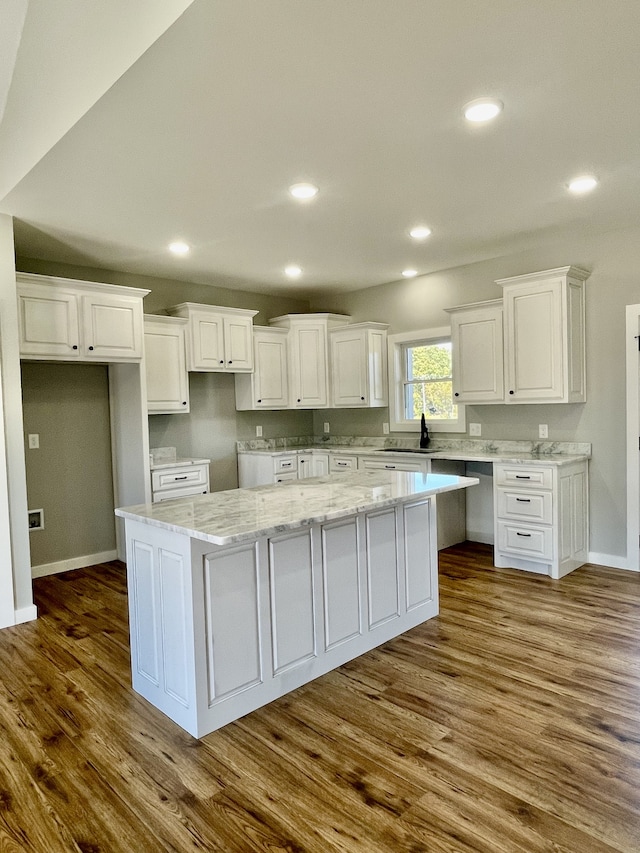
[{"left": 402, "top": 339, "right": 458, "bottom": 421}]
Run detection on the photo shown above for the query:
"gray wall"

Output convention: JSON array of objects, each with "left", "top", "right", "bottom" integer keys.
[
  {"left": 312, "top": 222, "right": 640, "bottom": 561},
  {"left": 21, "top": 362, "right": 116, "bottom": 566}
]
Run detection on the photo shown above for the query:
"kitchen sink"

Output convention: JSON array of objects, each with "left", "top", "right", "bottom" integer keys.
[{"left": 377, "top": 447, "right": 437, "bottom": 454}]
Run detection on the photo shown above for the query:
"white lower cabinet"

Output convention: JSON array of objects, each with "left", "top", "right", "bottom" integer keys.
[
  {"left": 298, "top": 453, "right": 329, "bottom": 478},
  {"left": 151, "top": 462, "right": 210, "bottom": 503},
  {"left": 124, "top": 496, "right": 438, "bottom": 736},
  {"left": 493, "top": 461, "right": 588, "bottom": 578}
]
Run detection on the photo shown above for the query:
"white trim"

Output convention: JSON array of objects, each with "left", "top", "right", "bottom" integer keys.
[
  {"left": 387, "top": 326, "right": 466, "bottom": 433},
  {"left": 626, "top": 304, "right": 640, "bottom": 573},
  {"left": 14, "top": 605, "right": 37, "bottom": 624},
  {"left": 588, "top": 551, "right": 635, "bottom": 572},
  {"left": 31, "top": 549, "right": 118, "bottom": 578}
]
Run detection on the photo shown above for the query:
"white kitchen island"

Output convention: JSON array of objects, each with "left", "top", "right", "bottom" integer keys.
[{"left": 115, "top": 470, "right": 478, "bottom": 738}]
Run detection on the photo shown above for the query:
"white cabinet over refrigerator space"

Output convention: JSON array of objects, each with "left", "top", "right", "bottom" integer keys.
[{"left": 17, "top": 273, "right": 148, "bottom": 362}]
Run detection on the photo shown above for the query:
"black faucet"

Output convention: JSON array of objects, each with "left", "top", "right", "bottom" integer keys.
[{"left": 419, "top": 413, "right": 430, "bottom": 448}]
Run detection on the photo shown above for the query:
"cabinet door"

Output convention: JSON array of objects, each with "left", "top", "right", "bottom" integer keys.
[
  {"left": 144, "top": 319, "right": 189, "bottom": 414},
  {"left": 297, "top": 454, "right": 314, "bottom": 479},
  {"left": 253, "top": 332, "right": 288, "bottom": 406},
  {"left": 18, "top": 284, "right": 81, "bottom": 358},
  {"left": 223, "top": 315, "right": 254, "bottom": 372},
  {"left": 190, "top": 313, "right": 225, "bottom": 370},
  {"left": 82, "top": 292, "right": 144, "bottom": 361},
  {"left": 503, "top": 280, "right": 564, "bottom": 402},
  {"left": 331, "top": 330, "right": 367, "bottom": 406},
  {"left": 290, "top": 325, "right": 328, "bottom": 408},
  {"left": 451, "top": 303, "right": 504, "bottom": 403}
]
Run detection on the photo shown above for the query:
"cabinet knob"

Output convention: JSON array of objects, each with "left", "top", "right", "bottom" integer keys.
[
  {"left": 219, "top": 360, "right": 224, "bottom": 364},
  {"left": 182, "top": 401, "right": 187, "bottom": 405},
  {"left": 454, "top": 392, "right": 459, "bottom": 397},
  {"left": 257, "top": 399, "right": 262, "bottom": 403},
  {"left": 72, "top": 345, "right": 78, "bottom": 350},
  {"left": 361, "top": 396, "right": 365, "bottom": 401},
  {"left": 509, "top": 390, "right": 514, "bottom": 395},
  {"left": 88, "top": 345, "right": 94, "bottom": 351},
  {"left": 297, "top": 398, "right": 301, "bottom": 402},
  {"left": 228, "top": 360, "right": 233, "bottom": 364}
]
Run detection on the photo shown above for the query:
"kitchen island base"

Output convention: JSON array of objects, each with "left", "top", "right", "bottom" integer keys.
[{"left": 125, "top": 497, "right": 438, "bottom": 738}]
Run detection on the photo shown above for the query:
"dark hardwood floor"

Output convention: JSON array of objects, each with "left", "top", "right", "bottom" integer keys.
[{"left": 1, "top": 543, "right": 640, "bottom": 851}]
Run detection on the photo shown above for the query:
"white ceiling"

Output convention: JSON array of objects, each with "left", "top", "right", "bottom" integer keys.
[{"left": 2, "top": 0, "right": 640, "bottom": 298}]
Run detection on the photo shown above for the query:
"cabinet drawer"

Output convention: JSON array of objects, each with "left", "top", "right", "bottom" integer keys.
[
  {"left": 496, "top": 489, "right": 552, "bottom": 524},
  {"left": 329, "top": 455, "right": 358, "bottom": 472},
  {"left": 495, "top": 465, "right": 553, "bottom": 490},
  {"left": 273, "top": 455, "right": 298, "bottom": 474},
  {"left": 152, "top": 464, "right": 209, "bottom": 493},
  {"left": 360, "top": 457, "right": 427, "bottom": 473},
  {"left": 496, "top": 521, "right": 553, "bottom": 560},
  {"left": 274, "top": 471, "right": 297, "bottom": 484}
]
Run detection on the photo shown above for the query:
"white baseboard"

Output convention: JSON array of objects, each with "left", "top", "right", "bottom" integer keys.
[
  {"left": 31, "top": 549, "right": 118, "bottom": 579},
  {"left": 588, "top": 551, "right": 635, "bottom": 572},
  {"left": 14, "top": 604, "right": 38, "bottom": 624}
]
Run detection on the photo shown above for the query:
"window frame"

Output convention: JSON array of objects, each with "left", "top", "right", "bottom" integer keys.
[{"left": 387, "top": 326, "right": 466, "bottom": 433}]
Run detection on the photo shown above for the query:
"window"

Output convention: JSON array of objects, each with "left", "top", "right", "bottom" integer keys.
[{"left": 388, "top": 327, "right": 465, "bottom": 432}]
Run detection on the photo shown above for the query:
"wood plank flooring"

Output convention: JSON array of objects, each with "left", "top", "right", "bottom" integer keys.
[{"left": 1, "top": 543, "right": 640, "bottom": 851}]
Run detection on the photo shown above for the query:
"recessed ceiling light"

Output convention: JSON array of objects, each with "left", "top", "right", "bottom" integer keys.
[
  {"left": 168, "top": 241, "right": 190, "bottom": 255},
  {"left": 285, "top": 265, "right": 302, "bottom": 278},
  {"left": 463, "top": 98, "right": 503, "bottom": 123},
  {"left": 409, "top": 226, "right": 432, "bottom": 240},
  {"left": 568, "top": 175, "right": 598, "bottom": 194},
  {"left": 289, "top": 183, "right": 318, "bottom": 200},
  {"left": 402, "top": 269, "right": 418, "bottom": 278}
]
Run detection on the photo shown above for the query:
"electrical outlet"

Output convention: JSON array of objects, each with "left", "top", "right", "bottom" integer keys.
[
  {"left": 255, "top": 425, "right": 263, "bottom": 437},
  {"left": 469, "top": 423, "right": 481, "bottom": 436},
  {"left": 28, "top": 509, "right": 44, "bottom": 531},
  {"left": 323, "top": 422, "right": 330, "bottom": 434},
  {"left": 382, "top": 422, "right": 390, "bottom": 435},
  {"left": 539, "top": 424, "right": 548, "bottom": 439},
  {"left": 28, "top": 433, "right": 39, "bottom": 449}
]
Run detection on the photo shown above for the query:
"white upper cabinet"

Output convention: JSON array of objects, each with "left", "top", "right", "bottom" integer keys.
[
  {"left": 269, "top": 313, "right": 350, "bottom": 409},
  {"left": 144, "top": 315, "right": 189, "bottom": 414},
  {"left": 498, "top": 266, "right": 588, "bottom": 404},
  {"left": 447, "top": 266, "right": 588, "bottom": 405},
  {"left": 167, "top": 303, "right": 258, "bottom": 372},
  {"left": 17, "top": 273, "right": 148, "bottom": 362},
  {"left": 447, "top": 300, "right": 504, "bottom": 404},
  {"left": 329, "top": 322, "right": 389, "bottom": 407},
  {"left": 234, "top": 326, "right": 289, "bottom": 410}
]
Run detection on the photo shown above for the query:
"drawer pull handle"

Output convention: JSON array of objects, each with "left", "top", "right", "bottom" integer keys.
[
  {"left": 515, "top": 475, "right": 531, "bottom": 480},
  {"left": 174, "top": 475, "right": 188, "bottom": 481},
  {"left": 515, "top": 498, "right": 531, "bottom": 503},
  {"left": 337, "top": 462, "right": 347, "bottom": 466},
  {"left": 516, "top": 532, "right": 532, "bottom": 537},
  {"left": 282, "top": 462, "right": 292, "bottom": 468},
  {"left": 385, "top": 464, "right": 396, "bottom": 469}
]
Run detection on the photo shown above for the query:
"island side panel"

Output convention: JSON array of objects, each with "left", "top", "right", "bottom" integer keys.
[{"left": 124, "top": 519, "right": 200, "bottom": 736}]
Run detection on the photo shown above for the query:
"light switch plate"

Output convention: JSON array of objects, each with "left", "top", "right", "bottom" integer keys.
[
  {"left": 469, "top": 423, "right": 481, "bottom": 436},
  {"left": 28, "top": 433, "right": 39, "bottom": 449}
]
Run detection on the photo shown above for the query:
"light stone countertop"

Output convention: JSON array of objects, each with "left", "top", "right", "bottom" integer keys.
[
  {"left": 116, "top": 470, "right": 479, "bottom": 546},
  {"left": 236, "top": 439, "right": 591, "bottom": 467},
  {"left": 150, "top": 456, "right": 211, "bottom": 471}
]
